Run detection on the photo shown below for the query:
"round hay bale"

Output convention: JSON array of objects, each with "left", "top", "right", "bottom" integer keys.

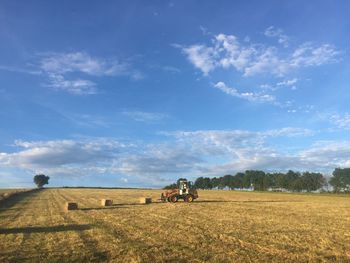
[
  {"left": 65, "top": 202, "right": 78, "bottom": 211},
  {"left": 101, "top": 199, "right": 113, "bottom": 206},
  {"left": 139, "top": 197, "right": 152, "bottom": 204}
]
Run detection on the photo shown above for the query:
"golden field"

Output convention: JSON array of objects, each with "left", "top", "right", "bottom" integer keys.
[{"left": 0, "top": 188, "right": 350, "bottom": 262}]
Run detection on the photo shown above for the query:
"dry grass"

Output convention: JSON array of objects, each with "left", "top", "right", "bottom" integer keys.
[{"left": 0, "top": 189, "right": 350, "bottom": 262}]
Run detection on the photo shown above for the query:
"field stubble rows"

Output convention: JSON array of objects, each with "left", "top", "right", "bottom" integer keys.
[{"left": 0, "top": 189, "right": 350, "bottom": 262}]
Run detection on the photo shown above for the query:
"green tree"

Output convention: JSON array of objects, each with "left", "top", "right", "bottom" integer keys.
[
  {"left": 33, "top": 174, "right": 50, "bottom": 188},
  {"left": 245, "top": 170, "right": 268, "bottom": 191},
  {"left": 203, "top": 177, "right": 212, "bottom": 189},
  {"left": 210, "top": 177, "right": 221, "bottom": 189},
  {"left": 301, "top": 172, "right": 325, "bottom": 192},
  {"left": 233, "top": 172, "right": 245, "bottom": 189},
  {"left": 291, "top": 177, "right": 304, "bottom": 192},
  {"left": 222, "top": 174, "right": 234, "bottom": 189},
  {"left": 284, "top": 170, "right": 301, "bottom": 191},
  {"left": 330, "top": 168, "right": 350, "bottom": 192},
  {"left": 194, "top": 177, "right": 205, "bottom": 189}
]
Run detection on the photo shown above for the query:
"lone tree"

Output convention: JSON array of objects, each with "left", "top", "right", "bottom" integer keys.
[{"left": 33, "top": 174, "right": 50, "bottom": 188}]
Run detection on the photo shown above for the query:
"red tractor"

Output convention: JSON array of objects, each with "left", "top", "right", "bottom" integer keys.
[{"left": 160, "top": 179, "right": 198, "bottom": 203}]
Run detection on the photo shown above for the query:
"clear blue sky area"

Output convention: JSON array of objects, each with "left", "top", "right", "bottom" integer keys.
[{"left": 1, "top": 1, "right": 350, "bottom": 187}]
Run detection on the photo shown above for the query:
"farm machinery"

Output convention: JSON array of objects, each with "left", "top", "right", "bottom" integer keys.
[{"left": 160, "top": 179, "right": 198, "bottom": 203}]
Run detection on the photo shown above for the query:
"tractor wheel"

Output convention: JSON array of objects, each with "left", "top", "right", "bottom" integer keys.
[
  {"left": 185, "top": 195, "right": 194, "bottom": 203},
  {"left": 170, "top": 195, "right": 178, "bottom": 203}
]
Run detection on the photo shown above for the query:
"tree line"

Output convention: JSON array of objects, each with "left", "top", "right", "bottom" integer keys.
[{"left": 164, "top": 168, "right": 350, "bottom": 193}]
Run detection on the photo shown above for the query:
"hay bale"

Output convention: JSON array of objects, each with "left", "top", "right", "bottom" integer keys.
[
  {"left": 3, "top": 193, "right": 10, "bottom": 198},
  {"left": 139, "top": 197, "right": 152, "bottom": 204},
  {"left": 65, "top": 202, "right": 78, "bottom": 211},
  {"left": 101, "top": 199, "right": 113, "bottom": 206}
]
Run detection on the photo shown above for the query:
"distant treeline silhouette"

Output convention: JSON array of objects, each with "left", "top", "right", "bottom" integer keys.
[{"left": 164, "top": 168, "right": 350, "bottom": 193}]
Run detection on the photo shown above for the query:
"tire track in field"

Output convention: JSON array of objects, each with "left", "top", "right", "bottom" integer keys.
[
  {"left": 0, "top": 190, "right": 46, "bottom": 262},
  {"left": 65, "top": 192, "right": 199, "bottom": 262},
  {"left": 4, "top": 189, "right": 106, "bottom": 263},
  {"left": 54, "top": 189, "right": 183, "bottom": 262},
  {"left": 52, "top": 189, "right": 110, "bottom": 262},
  {"left": 1, "top": 190, "right": 61, "bottom": 262},
  {"left": 0, "top": 190, "right": 43, "bottom": 228}
]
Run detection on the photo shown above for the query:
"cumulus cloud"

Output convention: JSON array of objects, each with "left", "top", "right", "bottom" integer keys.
[
  {"left": 2, "top": 139, "right": 129, "bottom": 168},
  {"left": 161, "top": 129, "right": 348, "bottom": 175},
  {"left": 2, "top": 128, "right": 349, "bottom": 186},
  {"left": 182, "top": 45, "right": 217, "bottom": 75},
  {"left": 180, "top": 32, "right": 339, "bottom": 77}
]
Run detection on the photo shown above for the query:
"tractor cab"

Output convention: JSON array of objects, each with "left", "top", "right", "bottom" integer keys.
[
  {"left": 178, "top": 180, "right": 193, "bottom": 195},
  {"left": 161, "top": 179, "right": 198, "bottom": 203}
]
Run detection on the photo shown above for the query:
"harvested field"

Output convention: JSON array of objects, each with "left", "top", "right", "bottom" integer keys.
[
  {"left": 0, "top": 189, "right": 27, "bottom": 195},
  {"left": 0, "top": 189, "right": 32, "bottom": 202},
  {"left": 0, "top": 188, "right": 350, "bottom": 262}
]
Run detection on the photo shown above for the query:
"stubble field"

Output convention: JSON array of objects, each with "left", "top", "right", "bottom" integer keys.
[{"left": 0, "top": 188, "right": 350, "bottom": 262}]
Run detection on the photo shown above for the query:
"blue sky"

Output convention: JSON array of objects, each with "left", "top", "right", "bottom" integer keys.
[{"left": 1, "top": 1, "right": 350, "bottom": 188}]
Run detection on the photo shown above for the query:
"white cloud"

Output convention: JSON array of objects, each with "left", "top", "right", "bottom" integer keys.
[
  {"left": 299, "top": 141, "right": 350, "bottom": 168},
  {"left": 113, "top": 146, "right": 201, "bottom": 175},
  {"left": 182, "top": 45, "right": 217, "bottom": 75},
  {"left": 166, "top": 131, "right": 348, "bottom": 175},
  {"left": 40, "top": 52, "right": 128, "bottom": 76},
  {"left": 261, "top": 78, "right": 298, "bottom": 91},
  {"left": 277, "top": 78, "right": 298, "bottom": 88},
  {"left": 180, "top": 33, "right": 339, "bottom": 77},
  {"left": 45, "top": 74, "right": 97, "bottom": 95},
  {"left": 262, "top": 127, "right": 314, "bottom": 137},
  {"left": 3, "top": 128, "right": 350, "bottom": 186},
  {"left": 0, "top": 65, "right": 42, "bottom": 75},
  {"left": 38, "top": 52, "right": 142, "bottom": 95},
  {"left": 290, "top": 43, "right": 339, "bottom": 67},
  {"left": 329, "top": 113, "right": 350, "bottom": 129},
  {"left": 264, "top": 26, "right": 289, "bottom": 47},
  {"left": 163, "top": 66, "right": 181, "bottom": 73},
  {"left": 122, "top": 110, "right": 168, "bottom": 123},
  {"left": 214, "top": 81, "right": 276, "bottom": 104},
  {"left": 3, "top": 139, "right": 129, "bottom": 168}
]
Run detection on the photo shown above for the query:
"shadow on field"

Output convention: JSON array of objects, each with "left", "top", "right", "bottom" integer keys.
[
  {"left": 80, "top": 206, "right": 127, "bottom": 211},
  {"left": 0, "top": 224, "right": 93, "bottom": 234},
  {"left": 113, "top": 202, "right": 164, "bottom": 206},
  {"left": 195, "top": 200, "right": 231, "bottom": 203},
  {"left": 0, "top": 189, "right": 42, "bottom": 211},
  {"left": 195, "top": 200, "right": 303, "bottom": 203},
  {"left": 80, "top": 202, "right": 165, "bottom": 210}
]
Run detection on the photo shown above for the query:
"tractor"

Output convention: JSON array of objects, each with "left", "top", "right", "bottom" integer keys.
[{"left": 160, "top": 179, "right": 198, "bottom": 203}]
